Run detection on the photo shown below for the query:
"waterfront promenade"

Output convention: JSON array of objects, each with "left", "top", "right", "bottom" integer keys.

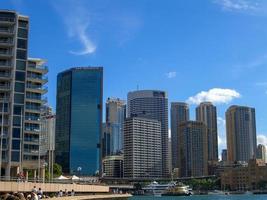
[{"left": 0, "top": 181, "right": 109, "bottom": 193}]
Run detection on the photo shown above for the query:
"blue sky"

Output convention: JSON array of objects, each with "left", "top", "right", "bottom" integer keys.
[{"left": 2, "top": 0, "right": 267, "bottom": 154}]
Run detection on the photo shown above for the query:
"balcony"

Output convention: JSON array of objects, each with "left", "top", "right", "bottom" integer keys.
[
  {"left": 26, "top": 85, "right": 47, "bottom": 94},
  {"left": 27, "top": 65, "right": 48, "bottom": 74},
  {"left": 0, "top": 51, "right": 13, "bottom": 59},
  {"left": 0, "top": 62, "right": 12, "bottom": 69},
  {"left": 0, "top": 84, "right": 10, "bottom": 91},
  {"left": 27, "top": 74, "right": 48, "bottom": 84},
  {"left": 26, "top": 96, "right": 47, "bottom": 104},
  {"left": 23, "top": 149, "right": 39, "bottom": 155},
  {"left": 0, "top": 40, "right": 14, "bottom": 47},
  {"left": 24, "top": 127, "right": 40, "bottom": 134},
  {"left": 0, "top": 17, "right": 15, "bottom": 25},
  {"left": 0, "top": 29, "right": 14, "bottom": 36},
  {"left": 24, "top": 116, "right": 41, "bottom": 124},
  {"left": 0, "top": 72, "right": 11, "bottom": 80},
  {"left": 25, "top": 106, "right": 41, "bottom": 114},
  {"left": 24, "top": 138, "right": 39, "bottom": 145}
]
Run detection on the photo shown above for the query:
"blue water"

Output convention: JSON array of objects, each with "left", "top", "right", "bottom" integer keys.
[{"left": 129, "top": 195, "right": 267, "bottom": 200}]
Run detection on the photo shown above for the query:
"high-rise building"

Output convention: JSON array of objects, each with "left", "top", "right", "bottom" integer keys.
[
  {"left": 257, "top": 144, "right": 266, "bottom": 163},
  {"left": 105, "top": 98, "right": 126, "bottom": 155},
  {"left": 221, "top": 149, "right": 227, "bottom": 162},
  {"left": 102, "top": 155, "right": 123, "bottom": 178},
  {"left": 40, "top": 105, "right": 55, "bottom": 180},
  {"left": 226, "top": 106, "right": 257, "bottom": 163},
  {"left": 127, "top": 90, "right": 169, "bottom": 177},
  {"left": 170, "top": 102, "right": 189, "bottom": 170},
  {"left": 178, "top": 121, "right": 208, "bottom": 177},
  {"left": 196, "top": 102, "right": 218, "bottom": 162},
  {"left": 55, "top": 67, "right": 103, "bottom": 175},
  {"left": 0, "top": 10, "right": 48, "bottom": 178},
  {"left": 123, "top": 117, "right": 162, "bottom": 179}
]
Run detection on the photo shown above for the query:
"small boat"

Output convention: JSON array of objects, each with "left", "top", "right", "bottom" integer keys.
[
  {"left": 143, "top": 181, "right": 175, "bottom": 196},
  {"left": 208, "top": 190, "right": 227, "bottom": 195},
  {"left": 162, "top": 182, "right": 192, "bottom": 196}
]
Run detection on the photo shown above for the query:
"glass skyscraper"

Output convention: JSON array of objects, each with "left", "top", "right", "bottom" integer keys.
[{"left": 55, "top": 67, "right": 103, "bottom": 175}]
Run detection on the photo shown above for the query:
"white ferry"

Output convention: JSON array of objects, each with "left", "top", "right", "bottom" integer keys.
[{"left": 143, "top": 181, "right": 175, "bottom": 196}]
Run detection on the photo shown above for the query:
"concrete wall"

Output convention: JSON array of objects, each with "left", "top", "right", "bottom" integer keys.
[{"left": 0, "top": 181, "right": 109, "bottom": 193}]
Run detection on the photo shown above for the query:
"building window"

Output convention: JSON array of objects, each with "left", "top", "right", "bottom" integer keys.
[
  {"left": 13, "top": 116, "right": 21, "bottom": 126},
  {"left": 12, "top": 128, "right": 20, "bottom": 138},
  {"left": 11, "top": 151, "right": 20, "bottom": 162},
  {"left": 17, "top": 28, "right": 28, "bottom": 38},
  {"left": 16, "top": 50, "right": 27, "bottom": 60},
  {"left": 12, "top": 140, "right": 20, "bottom": 150},
  {"left": 15, "top": 71, "right": 25, "bottom": 81},
  {"left": 18, "top": 20, "right": 28, "bottom": 28},
  {"left": 16, "top": 60, "right": 26, "bottom": 70},
  {"left": 13, "top": 105, "right": 23, "bottom": 115},
  {"left": 15, "top": 82, "right": 25, "bottom": 93},
  {"left": 17, "top": 39, "right": 27, "bottom": 49},
  {"left": 14, "top": 93, "right": 24, "bottom": 104}
]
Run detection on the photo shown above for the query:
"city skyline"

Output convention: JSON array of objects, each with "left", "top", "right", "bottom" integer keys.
[{"left": 2, "top": 0, "right": 267, "bottom": 156}]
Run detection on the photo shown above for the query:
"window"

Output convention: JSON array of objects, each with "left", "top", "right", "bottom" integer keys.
[
  {"left": 11, "top": 151, "right": 20, "bottom": 162},
  {"left": 17, "top": 28, "right": 28, "bottom": 38},
  {"left": 13, "top": 116, "right": 21, "bottom": 126},
  {"left": 16, "top": 60, "right": 26, "bottom": 70},
  {"left": 13, "top": 105, "right": 23, "bottom": 115},
  {"left": 18, "top": 20, "right": 28, "bottom": 28},
  {"left": 14, "top": 93, "right": 24, "bottom": 104},
  {"left": 17, "top": 39, "right": 27, "bottom": 49},
  {"left": 12, "top": 140, "right": 20, "bottom": 150},
  {"left": 15, "top": 82, "right": 25, "bottom": 92},
  {"left": 12, "top": 128, "right": 20, "bottom": 138},
  {"left": 16, "top": 50, "right": 27, "bottom": 60},
  {"left": 15, "top": 71, "right": 25, "bottom": 81}
]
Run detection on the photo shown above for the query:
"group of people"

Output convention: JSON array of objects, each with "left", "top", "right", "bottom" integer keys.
[{"left": 57, "top": 189, "right": 75, "bottom": 197}]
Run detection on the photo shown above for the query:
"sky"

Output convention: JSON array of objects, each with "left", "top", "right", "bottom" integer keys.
[{"left": 2, "top": 0, "right": 267, "bottom": 155}]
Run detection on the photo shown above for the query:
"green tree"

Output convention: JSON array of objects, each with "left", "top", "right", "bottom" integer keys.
[{"left": 53, "top": 163, "right": 62, "bottom": 178}]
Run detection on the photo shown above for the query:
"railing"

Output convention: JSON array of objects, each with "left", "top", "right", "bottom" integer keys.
[
  {"left": 25, "top": 127, "right": 40, "bottom": 132},
  {"left": 0, "top": 17, "right": 15, "bottom": 22},
  {"left": 27, "top": 75, "right": 48, "bottom": 82},
  {"left": 0, "top": 73, "right": 11, "bottom": 78},
  {"left": 0, "top": 40, "right": 13, "bottom": 45},
  {"left": 24, "top": 138, "right": 39, "bottom": 143},
  {"left": 0, "top": 85, "right": 10, "bottom": 90},
  {"left": 24, "top": 149, "right": 39, "bottom": 154},
  {"left": 28, "top": 65, "right": 48, "bottom": 71},
  {"left": 0, "top": 29, "right": 14, "bottom": 34},
  {"left": 27, "top": 85, "right": 48, "bottom": 91},
  {"left": 25, "top": 106, "right": 41, "bottom": 111}
]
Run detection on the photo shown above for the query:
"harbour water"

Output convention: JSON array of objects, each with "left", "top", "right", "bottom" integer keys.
[{"left": 129, "top": 194, "right": 267, "bottom": 200}]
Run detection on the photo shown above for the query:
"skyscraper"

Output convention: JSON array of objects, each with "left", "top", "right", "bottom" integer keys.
[
  {"left": 178, "top": 121, "right": 208, "bottom": 177},
  {"left": 105, "top": 98, "right": 126, "bottom": 155},
  {"left": 55, "top": 67, "right": 103, "bottom": 175},
  {"left": 221, "top": 149, "right": 227, "bottom": 162},
  {"left": 226, "top": 105, "right": 257, "bottom": 163},
  {"left": 170, "top": 102, "right": 189, "bottom": 170},
  {"left": 257, "top": 144, "right": 266, "bottom": 163},
  {"left": 0, "top": 10, "right": 48, "bottom": 178},
  {"left": 196, "top": 102, "right": 218, "bottom": 162},
  {"left": 123, "top": 117, "right": 162, "bottom": 179},
  {"left": 127, "top": 90, "right": 169, "bottom": 177}
]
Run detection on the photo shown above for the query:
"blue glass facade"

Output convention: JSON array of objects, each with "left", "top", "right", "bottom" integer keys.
[{"left": 56, "top": 67, "right": 103, "bottom": 175}]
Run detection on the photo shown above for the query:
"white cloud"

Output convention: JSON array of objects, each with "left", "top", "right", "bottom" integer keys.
[
  {"left": 187, "top": 88, "right": 241, "bottom": 105},
  {"left": 165, "top": 71, "right": 177, "bottom": 79},
  {"left": 217, "top": 117, "right": 227, "bottom": 156},
  {"left": 214, "top": 0, "right": 258, "bottom": 11},
  {"left": 257, "top": 134, "right": 267, "bottom": 146},
  {"left": 53, "top": 0, "right": 96, "bottom": 55}
]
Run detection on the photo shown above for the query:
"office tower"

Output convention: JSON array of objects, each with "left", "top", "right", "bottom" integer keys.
[
  {"left": 127, "top": 90, "right": 169, "bottom": 177},
  {"left": 257, "top": 144, "right": 266, "bottom": 163},
  {"left": 196, "top": 102, "right": 218, "bottom": 162},
  {"left": 170, "top": 102, "right": 189, "bottom": 170},
  {"left": 0, "top": 10, "right": 48, "bottom": 178},
  {"left": 102, "top": 123, "right": 110, "bottom": 158},
  {"left": 221, "top": 149, "right": 227, "bottom": 162},
  {"left": 123, "top": 117, "right": 162, "bottom": 179},
  {"left": 226, "top": 106, "right": 257, "bottom": 163},
  {"left": 40, "top": 105, "right": 55, "bottom": 180},
  {"left": 178, "top": 121, "right": 208, "bottom": 177},
  {"left": 102, "top": 155, "right": 123, "bottom": 178},
  {"left": 55, "top": 67, "right": 103, "bottom": 175},
  {"left": 105, "top": 98, "right": 126, "bottom": 155}
]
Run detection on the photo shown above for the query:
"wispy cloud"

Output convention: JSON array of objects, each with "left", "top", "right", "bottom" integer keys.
[
  {"left": 187, "top": 88, "right": 241, "bottom": 105},
  {"left": 217, "top": 117, "right": 227, "bottom": 158},
  {"left": 214, "top": 0, "right": 258, "bottom": 11},
  {"left": 165, "top": 71, "right": 177, "bottom": 79},
  {"left": 52, "top": 0, "right": 96, "bottom": 56}
]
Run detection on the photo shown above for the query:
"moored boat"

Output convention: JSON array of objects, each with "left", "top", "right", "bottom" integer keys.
[{"left": 162, "top": 183, "right": 192, "bottom": 196}]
